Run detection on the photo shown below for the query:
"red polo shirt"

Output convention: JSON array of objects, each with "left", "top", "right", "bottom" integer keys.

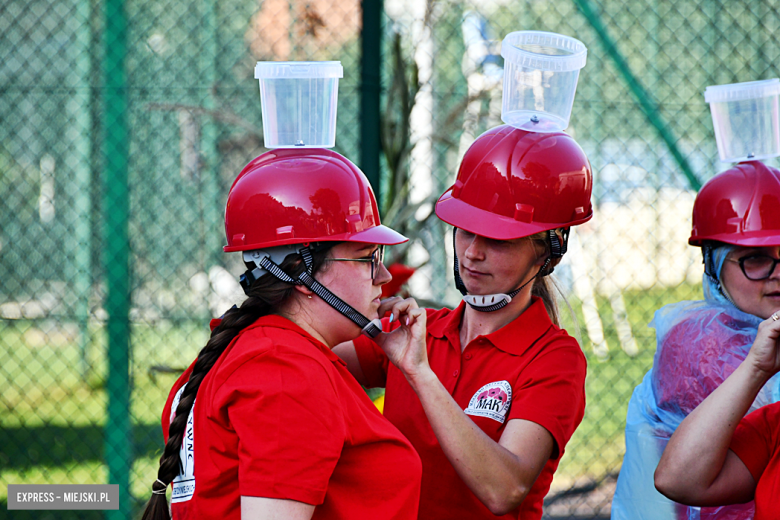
[
  {"left": 730, "top": 402, "right": 780, "bottom": 519},
  {"left": 353, "top": 297, "right": 587, "bottom": 520},
  {"left": 162, "top": 314, "right": 422, "bottom": 520}
]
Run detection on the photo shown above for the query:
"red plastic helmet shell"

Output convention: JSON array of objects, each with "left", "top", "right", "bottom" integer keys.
[
  {"left": 224, "top": 149, "right": 406, "bottom": 252},
  {"left": 435, "top": 125, "right": 593, "bottom": 239},
  {"left": 689, "top": 161, "right": 780, "bottom": 247}
]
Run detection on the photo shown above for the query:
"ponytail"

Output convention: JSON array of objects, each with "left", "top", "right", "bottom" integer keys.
[
  {"left": 529, "top": 229, "right": 584, "bottom": 343},
  {"left": 528, "top": 229, "right": 567, "bottom": 326},
  {"left": 532, "top": 276, "right": 560, "bottom": 326},
  {"left": 141, "top": 246, "right": 334, "bottom": 520}
]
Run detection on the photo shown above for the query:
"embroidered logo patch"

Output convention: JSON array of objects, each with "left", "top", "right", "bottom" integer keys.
[
  {"left": 170, "top": 383, "right": 196, "bottom": 503},
  {"left": 464, "top": 380, "right": 513, "bottom": 423}
]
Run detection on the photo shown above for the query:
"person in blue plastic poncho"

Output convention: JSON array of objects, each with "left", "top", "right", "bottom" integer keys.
[{"left": 611, "top": 161, "right": 780, "bottom": 520}]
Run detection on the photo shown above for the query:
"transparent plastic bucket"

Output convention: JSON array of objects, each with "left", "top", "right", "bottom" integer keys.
[
  {"left": 500, "top": 31, "right": 587, "bottom": 133},
  {"left": 704, "top": 79, "right": 780, "bottom": 162},
  {"left": 254, "top": 61, "right": 343, "bottom": 148}
]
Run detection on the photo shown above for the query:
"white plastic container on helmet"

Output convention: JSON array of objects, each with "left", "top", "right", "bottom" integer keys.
[
  {"left": 500, "top": 31, "right": 587, "bottom": 133},
  {"left": 704, "top": 79, "right": 780, "bottom": 163},
  {"left": 254, "top": 61, "right": 343, "bottom": 148}
]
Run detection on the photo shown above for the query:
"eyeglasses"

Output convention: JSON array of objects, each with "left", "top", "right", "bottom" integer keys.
[
  {"left": 326, "top": 245, "right": 385, "bottom": 281},
  {"left": 727, "top": 254, "right": 780, "bottom": 281}
]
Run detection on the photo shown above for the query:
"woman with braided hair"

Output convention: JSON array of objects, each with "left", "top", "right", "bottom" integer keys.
[{"left": 140, "top": 149, "right": 422, "bottom": 520}]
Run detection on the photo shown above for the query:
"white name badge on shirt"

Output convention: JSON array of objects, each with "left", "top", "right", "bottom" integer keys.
[
  {"left": 170, "top": 383, "right": 196, "bottom": 503},
  {"left": 464, "top": 380, "right": 513, "bottom": 424}
]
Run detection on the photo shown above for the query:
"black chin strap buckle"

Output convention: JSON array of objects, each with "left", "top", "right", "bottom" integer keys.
[
  {"left": 452, "top": 228, "right": 468, "bottom": 296},
  {"left": 702, "top": 243, "right": 725, "bottom": 294},
  {"left": 240, "top": 269, "right": 257, "bottom": 295},
  {"left": 541, "top": 227, "right": 570, "bottom": 276},
  {"left": 702, "top": 243, "right": 717, "bottom": 279}
]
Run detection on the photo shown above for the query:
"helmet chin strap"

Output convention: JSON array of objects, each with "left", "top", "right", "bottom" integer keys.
[
  {"left": 240, "top": 245, "right": 383, "bottom": 338},
  {"left": 453, "top": 228, "right": 568, "bottom": 312}
]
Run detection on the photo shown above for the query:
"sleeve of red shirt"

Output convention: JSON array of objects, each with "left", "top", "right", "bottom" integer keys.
[
  {"left": 507, "top": 337, "right": 587, "bottom": 459},
  {"left": 729, "top": 404, "right": 779, "bottom": 483},
  {"left": 218, "top": 350, "right": 348, "bottom": 505}
]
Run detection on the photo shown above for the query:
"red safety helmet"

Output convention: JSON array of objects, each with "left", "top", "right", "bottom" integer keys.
[
  {"left": 435, "top": 125, "right": 593, "bottom": 239},
  {"left": 224, "top": 148, "right": 406, "bottom": 252},
  {"left": 689, "top": 160, "right": 780, "bottom": 247}
]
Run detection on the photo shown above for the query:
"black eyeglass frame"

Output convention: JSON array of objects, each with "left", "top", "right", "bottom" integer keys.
[
  {"left": 727, "top": 254, "right": 780, "bottom": 281},
  {"left": 326, "top": 245, "right": 385, "bottom": 281}
]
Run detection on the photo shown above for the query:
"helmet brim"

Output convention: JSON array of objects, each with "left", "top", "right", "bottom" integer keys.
[
  {"left": 224, "top": 225, "right": 407, "bottom": 252},
  {"left": 436, "top": 190, "right": 592, "bottom": 239},
  {"left": 346, "top": 224, "right": 408, "bottom": 246},
  {"left": 689, "top": 232, "right": 780, "bottom": 248}
]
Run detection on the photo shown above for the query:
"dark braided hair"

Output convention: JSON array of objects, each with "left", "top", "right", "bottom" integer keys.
[{"left": 141, "top": 245, "right": 334, "bottom": 520}]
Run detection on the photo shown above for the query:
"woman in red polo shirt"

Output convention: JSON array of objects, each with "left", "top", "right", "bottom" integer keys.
[
  {"left": 336, "top": 125, "right": 592, "bottom": 519},
  {"left": 140, "top": 149, "right": 422, "bottom": 520},
  {"left": 654, "top": 309, "right": 780, "bottom": 519}
]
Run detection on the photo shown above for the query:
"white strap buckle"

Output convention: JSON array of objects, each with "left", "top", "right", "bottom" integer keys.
[
  {"left": 361, "top": 318, "right": 383, "bottom": 338},
  {"left": 463, "top": 293, "right": 512, "bottom": 308}
]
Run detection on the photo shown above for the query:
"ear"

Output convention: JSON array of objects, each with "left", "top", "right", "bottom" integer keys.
[
  {"left": 527, "top": 238, "right": 549, "bottom": 266},
  {"left": 292, "top": 285, "right": 315, "bottom": 297},
  {"left": 534, "top": 254, "right": 550, "bottom": 267}
]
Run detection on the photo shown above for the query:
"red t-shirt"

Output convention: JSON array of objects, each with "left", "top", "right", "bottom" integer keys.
[
  {"left": 161, "top": 315, "right": 422, "bottom": 520},
  {"left": 730, "top": 402, "right": 780, "bottom": 519},
  {"left": 353, "top": 297, "right": 587, "bottom": 520}
]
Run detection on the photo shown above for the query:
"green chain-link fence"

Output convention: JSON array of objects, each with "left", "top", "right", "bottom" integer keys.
[{"left": 2, "top": 0, "right": 778, "bottom": 518}]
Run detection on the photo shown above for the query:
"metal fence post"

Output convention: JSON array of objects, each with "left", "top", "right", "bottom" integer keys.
[
  {"left": 360, "top": 0, "right": 383, "bottom": 198},
  {"left": 102, "top": 0, "right": 132, "bottom": 515},
  {"left": 200, "top": 0, "right": 221, "bottom": 267},
  {"left": 72, "top": 0, "right": 93, "bottom": 379}
]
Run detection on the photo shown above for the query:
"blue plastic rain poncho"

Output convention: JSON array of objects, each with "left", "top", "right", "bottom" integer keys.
[{"left": 611, "top": 245, "right": 780, "bottom": 520}]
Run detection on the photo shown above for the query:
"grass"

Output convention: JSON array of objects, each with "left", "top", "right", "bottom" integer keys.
[
  {"left": 0, "top": 282, "right": 704, "bottom": 515},
  {"left": 0, "top": 318, "right": 207, "bottom": 518},
  {"left": 552, "top": 281, "right": 703, "bottom": 488}
]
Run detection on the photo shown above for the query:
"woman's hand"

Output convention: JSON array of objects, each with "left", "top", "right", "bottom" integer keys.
[
  {"left": 373, "top": 297, "right": 429, "bottom": 380},
  {"left": 745, "top": 310, "right": 780, "bottom": 379}
]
